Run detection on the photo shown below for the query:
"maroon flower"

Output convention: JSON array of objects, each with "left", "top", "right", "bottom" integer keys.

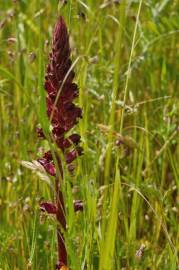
[
  {"left": 40, "top": 202, "right": 57, "bottom": 214},
  {"left": 65, "top": 147, "right": 83, "bottom": 164},
  {"left": 38, "top": 151, "right": 55, "bottom": 176},
  {"left": 74, "top": 200, "right": 83, "bottom": 212},
  {"left": 36, "top": 127, "right": 45, "bottom": 138}
]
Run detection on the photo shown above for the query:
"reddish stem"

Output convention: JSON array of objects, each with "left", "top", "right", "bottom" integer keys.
[{"left": 55, "top": 175, "right": 67, "bottom": 267}]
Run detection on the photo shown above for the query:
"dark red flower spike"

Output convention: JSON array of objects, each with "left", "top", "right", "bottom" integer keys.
[{"left": 36, "top": 16, "right": 83, "bottom": 269}]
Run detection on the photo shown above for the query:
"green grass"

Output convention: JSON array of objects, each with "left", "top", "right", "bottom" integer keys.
[{"left": 0, "top": 0, "right": 179, "bottom": 269}]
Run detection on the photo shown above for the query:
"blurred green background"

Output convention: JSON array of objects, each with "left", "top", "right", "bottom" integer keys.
[{"left": 0, "top": 1, "right": 179, "bottom": 269}]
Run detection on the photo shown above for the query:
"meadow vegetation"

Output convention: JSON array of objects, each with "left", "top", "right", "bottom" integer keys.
[{"left": 0, "top": 0, "right": 179, "bottom": 269}]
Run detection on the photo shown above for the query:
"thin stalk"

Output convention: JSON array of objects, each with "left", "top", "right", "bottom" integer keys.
[
  {"left": 104, "top": 1, "right": 126, "bottom": 183},
  {"left": 119, "top": 0, "right": 143, "bottom": 134},
  {"left": 56, "top": 175, "right": 67, "bottom": 267}
]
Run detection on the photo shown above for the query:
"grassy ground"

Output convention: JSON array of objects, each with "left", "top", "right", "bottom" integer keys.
[{"left": 0, "top": 1, "right": 179, "bottom": 269}]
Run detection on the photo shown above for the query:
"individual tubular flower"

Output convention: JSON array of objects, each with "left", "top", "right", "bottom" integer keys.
[
  {"left": 37, "top": 16, "right": 83, "bottom": 269},
  {"left": 38, "top": 151, "right": 56, "bottom": 176}
]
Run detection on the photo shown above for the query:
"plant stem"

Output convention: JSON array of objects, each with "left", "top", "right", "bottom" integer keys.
[{"left": 55, "top": 175, "right": 67, "bottom": 267}]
